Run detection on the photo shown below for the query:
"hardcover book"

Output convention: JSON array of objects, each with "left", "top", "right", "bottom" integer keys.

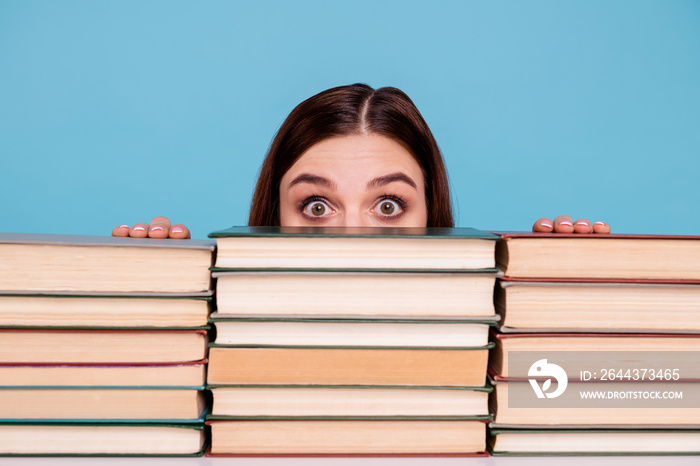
[
  {"left": 489, "top": 332, "right": 700, "bottom": 379},
  {"left": 0, "top": 328, "right": 208, "bottom": 363},
  {"left": 206, "top": 419, "right": 487, "bottom": 455},
  {"left": 0, "top": 294, "right": 211, "bottom": 329},
  {"left": 208, "top": 346, "right": 491, "bottom": 387},
  {"left": 209, "top": 226, "right": 499, "bottom": 271},
  {"left": 496, "top": 278, "right": 700, "bottom": 333},
  {"left": 489, "top": 428, "right": 700, "bottom": 456},
  {"left": 0, "top": 233, "right": 214, "bottom": 293},
  {"left": 210, "top": 316, "right": 494, "bottom": 347},
  {"left": 213, "top": 271, "right": 497, "bottom": 319},
  {"left": 208, "top": 385, "right": 491, "bottom": 419},
  {"left": 489, "top": 376, "right": 700, "bottom": 428},
  {"left": 0, "top": 388, "right": 207, "bottom": 420},
  {"left": 0, "top": 360, "right": 207, "bottom": 387},
  {"left": 0, "top": 423, "right": 205, "bottom": 456},
  {"left": 495, "top": 232, "right": 700, "bottom": 280}
]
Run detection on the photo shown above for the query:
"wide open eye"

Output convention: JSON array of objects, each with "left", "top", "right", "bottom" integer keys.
[
  {"left": 373, "top": 197, "right": 405, "bottom": 217},
  {"left": 302, "top": 199, "right": 332, "bottom": 218}
]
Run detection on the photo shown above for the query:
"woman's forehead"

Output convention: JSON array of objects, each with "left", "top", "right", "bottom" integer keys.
[{"left": 283, "top": 134, "right": 423, "bottom": 181}]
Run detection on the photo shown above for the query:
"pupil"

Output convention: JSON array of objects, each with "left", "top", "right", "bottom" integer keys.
[
  {"left": 381, "top": 202, "right": 395, "bottom": 215},
  {"left": 312, "top": 203, "right": 325, "bottom": 216}
]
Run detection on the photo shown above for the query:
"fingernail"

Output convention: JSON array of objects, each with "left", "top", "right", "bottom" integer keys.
[
  {"left": 559, "top": 221, "right": 573, "bottom": 227},
  {"left": 539, "top": 221, "right": 553, "bottom": 228},
  {"left": 171, "top": 226, "right": 183, "bottom": 234},
  {"left": 132, "top": 226, "right": 146, "bottom": 231},
  {"left": 575, "top": 221, "right": 589, "bottom": 226},
  {"left": 118, "top": 225, "right": 129, "bottom": 229},
  {"left": 150, "top": 226, "right": 164, "bottom": 232},
  {"left": 594, "top": 222, "right": 605, "bottom": 226}
]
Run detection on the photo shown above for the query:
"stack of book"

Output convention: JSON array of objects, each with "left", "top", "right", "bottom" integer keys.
[
  {"left": 488, "top": 233, "right": 700, "bottom": 456},
  {"left": 205, "top": 226, "right": 501, "bottom": 456},
  {"left": 0, "top": 233, "right": 214, "bottom": 456}
]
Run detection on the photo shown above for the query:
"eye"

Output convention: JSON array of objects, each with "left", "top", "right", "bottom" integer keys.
[
  {"left": 378, "top": 200, "right": 398, "bottom": 215},
  {"left": 307, "top": 201, "right": 328, "bottom": 216},
  {"left": 300, "top": 197, "right": 333, "bottom": 218},
  {"left": 373, "top": 196, "right": 406, "bottom": 218}
]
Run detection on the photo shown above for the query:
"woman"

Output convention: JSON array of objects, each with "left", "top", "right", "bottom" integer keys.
[{"left": 112, "top": 84, "right": 609, "bottom": 237}]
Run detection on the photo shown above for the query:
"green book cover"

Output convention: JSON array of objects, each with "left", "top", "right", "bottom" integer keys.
[
  {"left": 208, "top": 342, "right": 495, "bottom": 350},
  {"left": 208, "top": 383, "right": 493, "bottom": 391},
  {"left": 209, "top": 225, "right": 500, "bottom": 240},
  {"left": 208, "top": 226, "right": 500, "bottom": 272},
  {"left": 209, "top": 315, "right": 498, "bottom": 324},
  {"left": 208, "top": 415, "right": 492, "bottom": 421}
]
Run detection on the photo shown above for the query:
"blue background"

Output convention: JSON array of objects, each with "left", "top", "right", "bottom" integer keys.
[{"left": 1, "top": 0, "right": 699, "bottom": 238}]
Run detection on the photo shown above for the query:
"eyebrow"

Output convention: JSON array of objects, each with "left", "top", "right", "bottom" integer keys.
[
  {"left": 366, "top": 172, "right": 418, "bottom": 190},
  {"left": 287, "top": 172, "right": 418, "bottom": 191},
  {"left": 287, "top": 173, "right": 337, "bottom": 189}
]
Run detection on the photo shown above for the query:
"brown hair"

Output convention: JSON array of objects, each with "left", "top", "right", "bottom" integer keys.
[{"left": 248, "top": 84, "right": 454, "bottom": 227}]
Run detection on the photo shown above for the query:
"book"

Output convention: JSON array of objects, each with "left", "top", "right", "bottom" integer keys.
[
  {"left": 0, "top": 329, "right": 208, "bottom": 363},
  {"left": 0, "top": 360, "right": 206, "bottom": 387},
  {"left": 0, "top": 294, "right": 210, "bottom": 328},
  {"left": 0, "top": 423, "right": 205, "bottom": 456},
  {"left": 489, "top": 377, "right": 700, "bottom": 427},
  {"left": 213, "top": 271, "right": 497, "bottom": 319},
  {"left": 206, "top": 225, "right": 496, "bottom": 457},
  {"left": 209, "top": 226, "right": 499, "bottom": 271},
  {"left": 489, "top": 428, "right": 700, "bottom": 455},
  {"left": 208, "top": 346, "right": 491, "bottom": 387},
  {"left": 0, "top": 233, "right": 214, "bottom": 293},
  {"left": 496, "top": 279, "right": 700, "bottom": 333},
  {"left": 495, "top": 232, "right": 700, "bottom": 280},
  {"left": 210, "top": 316, "right": 493, "bottom": 347},
  {"left": 209, "top": 385, "right": 491, "bottom": 418},
  {"left": 0, "top": 388, "right": 206, "bottom": 420},
  {"left": 490, "top": 332, "right": 700, "bottom": 379},
  {"left": 207, "top": 419, "right": 487, "bottom": 454}
]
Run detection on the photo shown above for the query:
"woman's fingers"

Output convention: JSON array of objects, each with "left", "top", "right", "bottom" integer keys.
[
  {"left": 112, "top": 225, "right": 131, "bottom": 237},
  {"left": 532, "top": 218, "right": 554, "bottom": 232},
  {"left": 149, "top": 217, "right": 191, "bottom": 238},
  {"left": 111, "top": 217, "right": 190, "bottom": 239},
  {"left": 592, "top": 221, "right": 611, "bottom": 234},
  {"left": 533, "top": 216, "right": 611, "bottom": 234},
  {"left": 148, "top": 216, "right": 171, "bottom": 239},
  {"left": 574, "top": 219, "right": 593, "bottom": 234},
  {"left": 553, "top": 215, "right": 575, "bottom": 233},
  {"left": 169, "top": 224, "right": 191, "bottom": 239},
  {"left": 129, "top": 223, "right": 150, "bottom": 238}
]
